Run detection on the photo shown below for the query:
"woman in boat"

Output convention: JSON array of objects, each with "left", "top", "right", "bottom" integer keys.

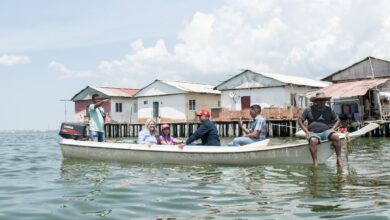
[
  {"left": 138, "top": 118, "right": 158, "bottom": 145},
  {"left": 158, "top": 124, "right": 183, "bottom": 145}
]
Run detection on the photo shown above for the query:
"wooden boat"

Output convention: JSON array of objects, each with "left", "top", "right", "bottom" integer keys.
[{"left": 59, "top": 123, "right": 378, "bottom": 166}]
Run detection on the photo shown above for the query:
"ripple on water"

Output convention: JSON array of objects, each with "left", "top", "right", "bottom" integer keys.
[{"left": 0, "top": 133, "right": 390, "bottom": 219}]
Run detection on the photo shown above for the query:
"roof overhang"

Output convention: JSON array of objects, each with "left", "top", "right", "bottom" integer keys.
[{"left": 307, "top": 78, "right": 390, "bottom": 99}]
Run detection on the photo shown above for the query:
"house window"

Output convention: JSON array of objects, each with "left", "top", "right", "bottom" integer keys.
[
  {"left": 189, "top": 99, "right": 196, "bottom": 110},
  {"left": 291, "top": 94, "right": 308, "bottom": 108},
  {"left": 134, "top": 102, "right": 138, "bottom": 113},
  {"left": 144, "top": 100, "right": 148, "bottom": 105},
  {"left": 115, "top": 103, "right": 122, "bottom": 112},
  {"left": 218, "top": 100, "right": 221, "bottom": 107},
  {"left": 291, "top": 93, "right": 297, "bottom": 107}
]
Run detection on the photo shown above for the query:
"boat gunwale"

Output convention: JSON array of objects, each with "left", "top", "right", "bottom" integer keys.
[
  {"left": 60, "top": 139, "right": 328, "bottom": 154},
  {"left": 60, "top": 123, "right": 378, "bottom": 154}
]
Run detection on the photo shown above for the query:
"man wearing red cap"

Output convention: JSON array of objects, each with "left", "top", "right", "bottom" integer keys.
[{"left": 183, "top": 108, "right": 220, "bottom": 146}]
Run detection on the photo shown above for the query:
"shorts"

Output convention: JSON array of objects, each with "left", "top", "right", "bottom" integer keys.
[{"left": 307, "top": 129, "right": 335, "bottom": 144}]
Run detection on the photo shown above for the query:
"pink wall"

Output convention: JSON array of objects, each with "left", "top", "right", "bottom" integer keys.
[{"left": 74, "top": 100, "right": 111, "bottom": 122}]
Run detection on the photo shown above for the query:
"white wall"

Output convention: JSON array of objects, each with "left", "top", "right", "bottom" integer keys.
[
  {"left": 221, "top": 86, "right": 313, "bottom": 109},
  {"left": 137, "top": 94, "right": 186, "bottom": 120},
  {"left": 110, "top": 97, "right": 138, "bottom": 123}
]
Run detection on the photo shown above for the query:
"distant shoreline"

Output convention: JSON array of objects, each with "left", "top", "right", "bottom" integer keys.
[{"left": 0, "top": 129, "right": 59, "bottom": 133}]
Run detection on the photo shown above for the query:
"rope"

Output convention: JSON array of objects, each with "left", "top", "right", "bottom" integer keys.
[
  {"left": 343, "top": 131, "right": 353, "bottom": 161},
  {"left": 268, "top": 122, "right": 300, "bottom": 130}
]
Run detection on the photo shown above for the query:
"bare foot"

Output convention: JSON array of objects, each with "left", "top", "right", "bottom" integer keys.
[{"left": 313, "top": 161, "right": 318, "bottom": 167}]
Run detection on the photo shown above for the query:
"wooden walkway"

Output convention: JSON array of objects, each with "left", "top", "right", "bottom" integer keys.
[
  {"left": 104, "top": 120, "right": 300, "bottom": 138},
  {"left": 104, "top": 120, "right": 390, "bottom": 138}
]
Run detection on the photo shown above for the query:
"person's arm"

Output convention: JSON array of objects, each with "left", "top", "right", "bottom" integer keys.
[
  {"left": 94, "top": 99, "right": 109, "bottom": 109},
  {"left": 239, "top": 118, "right": 250, "bottom": 134},
  {"left": 186, "top": 123, "right": 209, "bottom": 145},
  {"left": 159, "top": 136, "right": 168, "bottom": 145},
  {"left": 330, "top": 110, "right": 340, "bottom": 131},
  {"left": 297, "top": 118, "right": 310, "bottom": 136},
  {"left": 331, "top": 118, "right": 341, "bottom": 131},
  {"left": 137, "top": 130, "right": 146, "bottom": 144},
  {"left": 297, "top": 109, "right": 310, "bottom": 136},
  {"left": 244, "top": 130, "right": 260, "bottom": 138},
  {"left": 172, "top": 138, "right": 184, "bottom": 145}
]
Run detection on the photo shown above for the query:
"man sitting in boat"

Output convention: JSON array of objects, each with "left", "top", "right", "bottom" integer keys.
[
  {"left": 228, "top": 104, "right": 267, "bottom": 146},
  {"left": 181, "top": 108, "right": 221, "bottom": 146},
  {"left": 297, "top": 92, "right": 342, "bottom": 167},
  {"left": 138, "top": 118, "right": 158, "bottom": 145},
  {"left": 158, "top": 123, "right": 184, "bottom": 145}
]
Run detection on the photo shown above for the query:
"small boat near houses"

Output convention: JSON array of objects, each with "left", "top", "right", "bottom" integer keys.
[{"left": 59, "top": 123, "right": 379, "bottom": 166}]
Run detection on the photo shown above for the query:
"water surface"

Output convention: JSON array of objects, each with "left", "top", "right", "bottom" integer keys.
[{"left": 0, "top": 131, "right": 389, "bottom": 219}]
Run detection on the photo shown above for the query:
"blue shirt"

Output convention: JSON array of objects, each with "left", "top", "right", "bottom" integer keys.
[
  {"left": 249, "top": 115, "right": 267, "bottom": 141},
  {"left": 186, "top": 119, "right": 220, "bottom": 146}
]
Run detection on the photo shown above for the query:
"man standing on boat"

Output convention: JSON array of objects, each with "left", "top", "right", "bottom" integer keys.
[
  {"left": 182, "top": 108, "right": 220, "bottom": 146},
  {"left": 228, "top": 104, "right": 267, "bottom": 146},
  {"left": 298, "top": 92, "right": 342, "bottom": 167},
  {"left": 88, "top": 94, "right": 109, "bottom": 142}
]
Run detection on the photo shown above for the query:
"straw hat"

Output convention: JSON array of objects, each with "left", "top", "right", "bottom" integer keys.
[{"left": 310, "top": 92, "right": 331, "bottom": 102}]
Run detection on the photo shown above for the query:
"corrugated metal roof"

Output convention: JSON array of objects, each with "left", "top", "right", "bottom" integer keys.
[
  {"left": 321, "top": 56, "right": 390, "bottom": 81},
  {"left": 92, "top": 86, "right": 139, "bottom": 97},
  {"left": 306, "top": 78, "right": 390, "bottom": 99},
  {"left": 162, "top": 80, "right": 221, "bottom": 94},
  {"left": 214, "top": 69, "right": 329, "bottom": 90},
  {"left": 258, "top": 72, "right": 329, "bottom": 88},
  {"left": 71, "top": 86, "right": 139, "bottom": 101}
]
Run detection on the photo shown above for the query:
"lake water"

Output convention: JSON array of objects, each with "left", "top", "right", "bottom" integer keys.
[{"left": 0, "top": 131, "right": 389, "bottom": 219}]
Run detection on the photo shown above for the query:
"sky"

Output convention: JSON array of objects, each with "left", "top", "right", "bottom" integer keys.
[{"left": 1, "top": 0, "right": 390, "bottom": 131}]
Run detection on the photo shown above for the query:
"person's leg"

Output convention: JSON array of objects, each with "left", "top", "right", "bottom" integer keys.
[
  {"left": 328, "top": 132, "right": 343, "bottom": 167},
  {"left": 307, "top": 134, "right": 321, "bottom": 166},
  {"left": 89, "top": 130, "right": 98, "bottom": 142},
  {"left": 229, "top": 137, "right": 254, "bottom": 146},
  {"left": 228, "top": 137, "right": 239, "bottom": 146}
]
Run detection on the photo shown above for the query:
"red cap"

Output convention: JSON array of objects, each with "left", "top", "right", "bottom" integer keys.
[
  {"left": 196, "top": 108, "right": 210, "bottom": 117},
  {"left": 162, "top": 123, "right": 170, "bottom": 129}
]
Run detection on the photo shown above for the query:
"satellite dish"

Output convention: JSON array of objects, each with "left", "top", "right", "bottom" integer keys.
[
  {"left": 233, "top": 94, "right": 240, "bottom": 102},
  {"left": 229, "top": 91, "right": 235, "bottom": 98}
]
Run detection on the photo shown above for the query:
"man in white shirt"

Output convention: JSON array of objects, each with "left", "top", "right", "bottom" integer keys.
[{"left": 88, "top": 94, "right": 109, "bottom": 142}]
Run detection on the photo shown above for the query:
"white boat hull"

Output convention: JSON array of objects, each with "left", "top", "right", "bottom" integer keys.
[{"left": 59, "top": 123, "right": 378, "bottom": 166}]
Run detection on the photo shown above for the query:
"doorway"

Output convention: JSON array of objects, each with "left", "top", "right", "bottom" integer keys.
[
  {"left": 153, "top": 102, "right": 159, "bottom": 118},
  {"left": 241, "top": 96, "right": 251, "bottom": 109}
]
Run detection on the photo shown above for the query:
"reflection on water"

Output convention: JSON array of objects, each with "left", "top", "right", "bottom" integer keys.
[{"left": 0, "top": 132, "right": 389, "bottom": 219}]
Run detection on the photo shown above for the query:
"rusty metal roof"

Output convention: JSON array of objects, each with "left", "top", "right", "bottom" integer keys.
[
  {"left": 71, "top": 86, "right": 139, "bottom": 101},
  {"left": 93, "top": 87, "right": 139, "bottom": 97},
  {"left": 307, "top": 78, "right": 390, "bottom": 99}
]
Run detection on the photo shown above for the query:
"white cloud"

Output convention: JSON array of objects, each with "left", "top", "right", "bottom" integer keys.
[
  {"left": 48, "top": 61, "right": 94, "bottom": 78},
  {"left": 0, "top": 54, "right": 31, "bottom": 66},
  {"left": 61, "top": 0, "right": 390, "bottom": 86}
]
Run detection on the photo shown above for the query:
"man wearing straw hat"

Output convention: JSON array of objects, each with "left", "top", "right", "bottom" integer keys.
[{"left": 298, "top": 92, "right": 342, "bottom": 167}]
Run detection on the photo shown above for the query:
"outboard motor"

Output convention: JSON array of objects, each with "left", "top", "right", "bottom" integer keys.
[{"left": 59, "top": 122, "right": 87, "bottom": 140}]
